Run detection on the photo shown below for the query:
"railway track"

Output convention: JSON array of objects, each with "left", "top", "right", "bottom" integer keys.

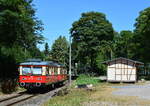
[
  {"left": 0, "top": 83, "right": 69, "bottom": 106},
  {"left": 0, "top": 92, "right": 37, "bottom": 106}
]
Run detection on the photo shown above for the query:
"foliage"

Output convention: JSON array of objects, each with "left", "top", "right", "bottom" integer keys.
[
  {"left": 44, "top": 88, "right": 91, "bottom": 106},
  {"left": 0, "top": 0, "right": 44, "bottom": 61},
  {"left": 95, "top": 52, "right": 107, "bottom": 75},
  {"left": 1, "top": 79, "right": 18, "bottom": 93},
  {"left": 29, "top": 45, "right": 45, "bottom": 59},
  {"left": 43, "top": 42, "right": 52, "bottom": 60},
  {"left": 0, "top": 0, "right": 44, "bottom": 93},
  {"left": 70, "top": 11, "right": 114, "bottom": 74},
  {"left": 0, "top": 0, "right": 44, "bottom": 48},
  {"left": 134, "top": 7, "right": 150, "bottom": 63},
  {"left": 0, "top": 0, "right": 44, "bottom": 73},
  {"left": 44, "top": 42, "right": 50, "bottom": 57},
  {"left": 51, "top": 36, "right": 69, "bottom": 65},
  {"left": 44, "top": 83, "right": 150, "bottom": 106},
  {"left": 114, "top": 30, "right": 134, "bottom": 59},
  {"left": 75, "top": 74, "right": 100, "bottom": 85}
]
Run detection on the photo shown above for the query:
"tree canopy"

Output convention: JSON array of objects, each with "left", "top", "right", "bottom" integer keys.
[
  {"left": 0, "top": 0, "right": 44, "bottom": 79},
  {"left": 51, "top": 36, "right": 69, "bottom": 65},
  {"left": 1, "top": 0, "right": 150, "bottom": 80},
  {"left": 0, "top": 0, "right": 44, "bottom": 48},
  {"left": 114, "top": 30, "right": 134, "bottom": 59},
  {"left": 134, "top": 7, "right": 150, "bottom": 63},
  {"left": 44, "top": 42, "right": 50, "bottom": 56},
  {"left": 70, "top": 11, "right": 114, "bottom": 74}
]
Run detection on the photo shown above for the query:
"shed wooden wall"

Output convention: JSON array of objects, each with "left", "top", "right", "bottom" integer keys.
[{"left": 107, "top": 59, "right": 136, "bottom": 82}]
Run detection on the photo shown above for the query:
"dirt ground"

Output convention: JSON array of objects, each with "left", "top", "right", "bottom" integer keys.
[
  {"left": 112, "top": 81, "right": 150, "bottom": 100},
  {"left": 82, "top": 82, "right": 150, "bottom": 106}
]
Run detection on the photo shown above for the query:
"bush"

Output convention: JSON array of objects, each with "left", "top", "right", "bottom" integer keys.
[
  {"left": 57, "top": 87, "right": 69, "bottom": 96},
  {"left": 1, "top": 79, "right": 18, "bottom": 94},
  {"left": 75, "top": 74, "right": 100, "bottom": 86}
]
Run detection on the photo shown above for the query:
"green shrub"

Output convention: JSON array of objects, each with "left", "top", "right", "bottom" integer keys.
[
  {"left": 75, "top": 74, "right": 100, "bottom": 86},
  {"left": 1, "top": 79, "right": 18, "bottom": 94}
]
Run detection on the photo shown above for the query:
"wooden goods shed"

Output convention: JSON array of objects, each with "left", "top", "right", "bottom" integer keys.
[{"left": 102, "top": 57, "right": 144, "bottom": 82}]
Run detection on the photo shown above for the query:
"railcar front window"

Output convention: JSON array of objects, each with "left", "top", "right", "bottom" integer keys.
[
  {"left": 32, "top": 67, "right": 42, "bottom": 75},
  {"left": 22, "top": 67, "right": 31, "bottom": 75}
]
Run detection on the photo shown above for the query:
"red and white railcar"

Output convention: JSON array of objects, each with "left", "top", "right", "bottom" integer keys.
[{"left": 18, "top": 59, "right": 67, "bottom": 89}]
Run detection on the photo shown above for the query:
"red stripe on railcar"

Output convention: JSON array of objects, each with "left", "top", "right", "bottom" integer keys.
[
  {"left": 19, "top": 76, "right": 46, "bottom": 83},
  {"left": 45, "top": 75, "right": 67, "bottom": 83},
  {"left": 20, "top": 75, "right": 68, "bottom": 85}
]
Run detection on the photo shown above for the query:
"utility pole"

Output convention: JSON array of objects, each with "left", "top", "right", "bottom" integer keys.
[{"left": 69, "top": 36, "right": 72, "bottom": 86}]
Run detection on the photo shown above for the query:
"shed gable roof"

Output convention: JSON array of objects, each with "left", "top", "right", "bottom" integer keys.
[{"left": 101, "top": 57, "right": 144, "bottom": 65}]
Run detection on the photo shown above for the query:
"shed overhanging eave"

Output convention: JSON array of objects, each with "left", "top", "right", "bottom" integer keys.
[
  {"left": 135, "top": 61, "right": 144, "bottom": 66},
  {"left": 101, "top": 57, "right": 144, "bottom": 66}
]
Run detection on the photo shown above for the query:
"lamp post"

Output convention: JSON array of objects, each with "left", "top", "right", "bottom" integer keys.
[{"left": 69, "top": 35, "right": 72, "bottom": 86}]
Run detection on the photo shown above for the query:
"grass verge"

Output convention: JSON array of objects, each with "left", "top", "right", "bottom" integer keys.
[
  {"left": 74, "top": 74, "right": 100, "bottom": 86},
  {"left": 43, "top": 82, "right": 150, "bottom": 106}
]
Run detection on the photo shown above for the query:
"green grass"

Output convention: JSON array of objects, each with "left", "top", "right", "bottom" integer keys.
[
  {"left": 43, "top": 88, "right": 93, "bottom": 106},
  {"left": 44, "top": 82, "right": 150, "bottom": 106},
  {"left": 43, "top": 74, "right": 100, "bottom": 106},
  {"left": 75, "top": 74, "right": 100, "bottom": 86}
]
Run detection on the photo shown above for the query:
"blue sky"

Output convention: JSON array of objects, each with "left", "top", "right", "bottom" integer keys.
[{"left": 33, "top": 0, "right": 150, "bottom": 50}]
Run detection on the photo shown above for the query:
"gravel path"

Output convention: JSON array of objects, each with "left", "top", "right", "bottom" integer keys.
[{"left": 112, "top": 82, "right": 150, "bottom": 100}]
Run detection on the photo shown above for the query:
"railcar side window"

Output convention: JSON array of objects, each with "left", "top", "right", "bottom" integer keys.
[
  {"left": 49, "top": 67, "right": 52, "bottom": 75},
  {"left": 22, "top": 67, "right": 31, "bottom": 75},
  {"left": 46, "top": 67, "right": 49, "bottom": 75},
  {"left": 54, "top": 67, "right": 58, "bottom": 75},
  {"left": 60, "top": 68, "right": 62, "bottom": 74},
  {"left": 52, "top": 67, "right": 54, "bottom": 75},
  {"left": 32, "top": 67, "right": 42, "bottom": 75},
  {"left": 61, "top": 68, "right": 63, "bottom": 74},
  {"left": 64, "top": 69, "right": 67, "bottom": 74},
  {"left": 62, "top": 68, "right": 64, "bottom": 74}
]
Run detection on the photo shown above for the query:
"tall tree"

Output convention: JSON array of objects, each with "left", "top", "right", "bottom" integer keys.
[
  {"left": 134, "top": 7, "right": 150, "bottom": 63},
  {"left": 0, "top": 0, "right": 44, "bottom": 79},
  {"left": 51, "top": 36, "right": 69, "bottom": 65},
  {"left": 115, "top": 30, "right": 134, "bottom": 58},
  {"left": 70, "top": 11, "right": 114, "bottom": 74},
  {"left": 0, "top": 0, "right": 43, "bottom": 51},
  {"left": 44, "top": 42, "right": 50, "bottom": 56}
]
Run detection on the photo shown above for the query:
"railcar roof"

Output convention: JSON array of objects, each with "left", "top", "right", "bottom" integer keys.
[{"left": 20, "top": 61, "right": 64, "bottom": 67}]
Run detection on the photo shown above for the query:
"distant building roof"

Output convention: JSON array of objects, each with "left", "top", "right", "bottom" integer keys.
[{"left": 101, "top": 57, "right": 144, "bottom": 65}]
